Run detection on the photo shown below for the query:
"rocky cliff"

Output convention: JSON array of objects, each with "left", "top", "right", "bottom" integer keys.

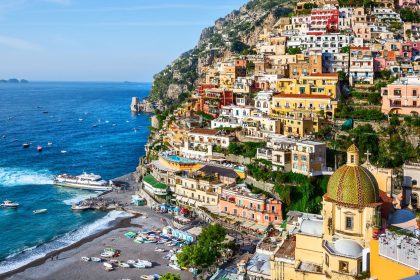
[{"left": 148, "top": 0, "right": 295, "bottom": 108}]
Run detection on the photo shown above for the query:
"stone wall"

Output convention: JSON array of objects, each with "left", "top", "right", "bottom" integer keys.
[
  {"left": 245, "top": 176, "right": 278, "bottom": 198},
  {"left": 225, "top": 154, "right": 253, "bottom": 165}
]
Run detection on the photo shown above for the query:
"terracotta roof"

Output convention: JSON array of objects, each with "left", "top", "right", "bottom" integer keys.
[
  {"left": 272, "top": 93, "right": 331, "bottom": 99},
  {"left": 309, "top": 73, "right": 338, "bottom": 77},
  {"left": 190, "top": 128, "right": 218, "bottom": 135},
  {"left": 351, "top": 46, "right": 370, "bottom": 50}
]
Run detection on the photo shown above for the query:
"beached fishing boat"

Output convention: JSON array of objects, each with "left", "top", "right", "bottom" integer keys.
[
  {"left": 54, "top": 172, "right": 112, "bottom": 191},
  {"left": 169, "top": 263, "right": 181, "bottom": 270},
  {"left": 127, "top": 260, "right": 136, "bottom": 265},
  {"left": 118, "top": 262, "right": 130, "bottom": 268},
  {"left": 81, "top": 256, "right": 90, "bottom": 262},
  {"left": 91, "top": 257, "right": 102, "bottom": 262},
  {"left": 103, "top": 262, "right": 114, "bottom": 271},
  {"left": 137, "top": 260, "right": 152, "bottom": 268},
  {"left": 33, "top": 209, "right": 47, "bottom": 214},
  {"left": 133, "top": 262, "right": 146, "bottom": 269},
  {"left": 154, "top": 248, "right": 165, "bottom": 252}
]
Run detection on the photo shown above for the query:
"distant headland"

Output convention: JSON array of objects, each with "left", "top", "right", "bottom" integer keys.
[{"left": 0, "top": 79, "right": 29, "bottom": 84}]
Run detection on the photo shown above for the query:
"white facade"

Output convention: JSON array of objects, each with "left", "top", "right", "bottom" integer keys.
[{"left": 254, "top": 90, "right": 273, "bottom": 115}]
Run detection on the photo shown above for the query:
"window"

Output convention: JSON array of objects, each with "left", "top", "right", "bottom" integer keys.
[
  {"left": 272, "top": 206, "right": 276, "bottom": 212},
  {"left": 351, "top": 155, "right": 355, "bottom": 164},
  {"left": 325, "top": 254, "right": 329, "bottom": 267},
  {"left": 413, "top": 90, "right": 417, "bottom": 96},
  {"left": 264, "top": 215, "right": 269, "bottom": 221},
  {"left": 224, "top": 206, "right": 227, "bottom": 212},
  {"left": 339, "top": 261, "right": 349, "bottom": 273},
  {"left": 346, "top": 216, "right": 353, "bottom": 230}
]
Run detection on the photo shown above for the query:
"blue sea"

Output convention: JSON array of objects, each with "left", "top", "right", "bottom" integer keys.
[{"left": 0, "top": 82, "right": 150, "bottom": 273}]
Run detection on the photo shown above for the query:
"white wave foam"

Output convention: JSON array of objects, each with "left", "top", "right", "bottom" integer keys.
[
  {"left": 0, "top": 210, "right": 133, "bottom": 274},
  {"left": 0, "top": 168, "right": 53, "bottom": 187},
  {"left": 62, "top": 192, "right": 99, "bottom": 205}
]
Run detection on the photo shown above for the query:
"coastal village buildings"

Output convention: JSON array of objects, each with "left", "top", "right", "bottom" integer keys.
[
  {"left": 381, "top": 76, "right": 420, "bottom": 115},
  {"left": 138, "top": 1, "right": 420, "bottom": 279}
]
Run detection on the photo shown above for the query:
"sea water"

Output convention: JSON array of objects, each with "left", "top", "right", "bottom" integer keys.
[{"left": 0, "top": 82, "right": 150, "bottom": 273}]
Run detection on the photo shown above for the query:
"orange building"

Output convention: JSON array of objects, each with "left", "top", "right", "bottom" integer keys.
[{"left": 218, "top": 185, "right": 283, "bottom": 226}]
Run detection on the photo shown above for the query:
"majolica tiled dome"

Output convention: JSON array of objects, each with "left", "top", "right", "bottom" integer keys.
[{"left": 326, "top": 145, "right": 379, "bottom": 207}]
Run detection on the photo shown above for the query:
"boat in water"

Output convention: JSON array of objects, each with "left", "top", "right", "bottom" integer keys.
[
  {"left": 1, "top": 200, "right": 19, "bottom": 208},
  {"left": 22, "top": 143, "right": 30, "bottom": 148},
  {"left": 54, "top": 172, "right": 113, "bottom": 191},
  {"left": 37, "top": 146, "right": 43, "bottom": 152},
  {"left": 33, "top": 209, "right": 47, "bottom": 214},
  {"left": 71, "top": 204, "right": 91, "bottom": 211}
]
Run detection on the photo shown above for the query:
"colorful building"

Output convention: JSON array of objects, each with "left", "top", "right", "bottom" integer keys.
[
  {"left": 218, "top": 184, "right": 283, "bottom": 226},
  {"left": 381, "top": 76, "right": 420, "bottom": 115}
]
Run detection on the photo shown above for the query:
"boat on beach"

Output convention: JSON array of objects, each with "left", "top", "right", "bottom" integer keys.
[
  {"left": 33, "top": 209, "right": 47, "bottom": 214},
  {"left": 54, "top": 172, "right": 113, "bottom": 191},
  {"left": 91, "top": 257, "right": 102, "bottom": 262},
  {"left": 81, "top": 256, "right": 90, "bottom": 262},
  {"left": 1, "top": 200, "right": 19, "bottom": 208}
]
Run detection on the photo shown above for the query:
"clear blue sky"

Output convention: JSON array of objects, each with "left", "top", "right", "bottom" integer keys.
[{"left": 0, "top": 0, "right": 247, "bottom": 82}]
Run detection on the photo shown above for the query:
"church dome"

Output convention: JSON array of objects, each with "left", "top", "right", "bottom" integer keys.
[{"left": 326, "top": 145, "right": 380, "bottom": 207}]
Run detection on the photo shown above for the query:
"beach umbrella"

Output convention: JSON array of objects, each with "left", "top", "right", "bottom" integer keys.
[
  {"left": 180, "top": 208, "right": 189, "bottom": 213},
  {"left": 174, "top": 207, "right": 181, "bottom": 211}
]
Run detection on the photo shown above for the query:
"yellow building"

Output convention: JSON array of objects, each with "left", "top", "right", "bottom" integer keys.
[
  {"left": 271, "top": 93, "right": 337, "bottom": 119},
  {"left": 271, "top": 145, "right": 383, "bottom": 280},
  {"left": 279, "top": 115, "right": 327, "bottom": 137},
  {"left": 370, "top": 232, "right": 419, "bottom": 279}
]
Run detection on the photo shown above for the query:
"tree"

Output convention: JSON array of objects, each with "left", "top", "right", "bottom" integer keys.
[
  {"left": 287, "top": 47, "right": 302, "bottom": 55},
  {"left": 198, "top": 224, "right": 226, "bottom": 246},
  {"left": 160, "top": 273, "right": 181, "bottom": 280},
  {"left": 349, "top": 124, "right": 380, "bottom": 162},
  {"left": 340, "top": 46, "right": 350, "bottom": 53},
  {"left": 176, "top": 224, "right": 227, "bottom": 272}
]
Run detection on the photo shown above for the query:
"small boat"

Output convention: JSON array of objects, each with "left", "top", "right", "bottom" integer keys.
[
  {"left": 42, "top": 111, "right": 48, "bottom": 114},
  {"left": 37, "top": 146, "right": 43, "bottom": 152},
  {"left": 79, "top": 118, "right": 83, "bottom": 121},
  {"left": 133, "top": 262, "right": 146, "bottom": 269},
  {"left": 100, "top": 251, "right": 114, "bottom": 258},
  {"left": 169, "top": 263, "right": 181, "bottom": 270},
  {"left": 33, "top": 209, "right": 47, "bottom": 214},
  {"left": 22, "top": 143, "right": 30, "bottom": 148},
  {"left": 137, "top": 260, "right": 152, "bottom": 268},
  {"left": 71, "top": 204, "right": 91, "bottom": 211},
  {"left": 140, "top": 276, "right": 154, "bottom": 280},
  {"left": 91, "top": 257, "right": 102, "bottom": 262},
  {"left": 154, "top": 248, "right": 165, "bottom": 252},
  {"left": 1, "top": 200, "right": 19, "bottom": 208},
  {"left": 103, "top": 262, "right": 114, "bottom": 271},
  {"left": 118, "top": 262, "right": 130, "bottom": 268},
  {"left": 127, "top": 260, "right": 136, "bottom": 265},
  {"left": 47, "top": 142, "right": 53, "bottom": 146},
  {"left": 92, "top": 124, "right": 97, "bottom": 128},
  {"left": 81, "top": 257, "right": 90, "bottom": 262}
]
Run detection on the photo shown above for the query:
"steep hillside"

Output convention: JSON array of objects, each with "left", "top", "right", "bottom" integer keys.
[{"left": 148, "top": 0, "right": 295, "bottom": 108}]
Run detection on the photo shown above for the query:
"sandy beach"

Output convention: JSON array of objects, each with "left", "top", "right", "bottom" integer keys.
[
  {"left": 2, "top": 174, "right": 193, "bottom": 280},
  {"left": 5, "top": 208, "right": 193, "bottom": 280}
]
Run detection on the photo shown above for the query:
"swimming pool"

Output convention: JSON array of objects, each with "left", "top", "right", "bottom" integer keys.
[{"left": 164, "top": 155, "right": 197, "bottom": 164}]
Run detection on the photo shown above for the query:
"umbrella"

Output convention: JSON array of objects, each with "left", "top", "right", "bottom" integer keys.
[
  {"left": 180, "top": 208, "right": 189, "bottom": 213},
  {"left": 174, "top": 207, "right": 181, "bottom": 211}
]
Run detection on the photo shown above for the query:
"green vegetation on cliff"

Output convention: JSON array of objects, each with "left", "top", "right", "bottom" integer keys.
[{"left": 148, "top": 0, "right": 295, "bottom": 106}]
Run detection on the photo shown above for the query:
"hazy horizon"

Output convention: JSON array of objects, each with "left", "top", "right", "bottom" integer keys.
[{"left": 0, "top": 0, "right": 248, "bottom": 82}]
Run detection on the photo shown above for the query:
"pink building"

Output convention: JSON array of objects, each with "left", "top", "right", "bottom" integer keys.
[
  {"left": 381, "top": 76, "right": 420, "bottom": 115},
  {"left": 373, "top": 57, "right": 386, "bottom": 72},
  {"left": 218, "top": 185, "right": 283, "bottom": 226},
  {"left": 398, "top": 0, "right": 417, "bottom": 8},
  {"left": 310, "top": 5, "right": 339, "bottom": 32}
]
